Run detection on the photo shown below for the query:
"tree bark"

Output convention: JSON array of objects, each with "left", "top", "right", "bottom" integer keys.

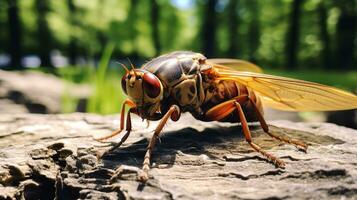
[
  {"left": 1, "top": 113, "right": 357, "bottom": 199},
  {"left": 6, "top": 0, "right": 23, "bottom": 70},
  {"left": 285, "top": 0, "right": 304, "bottom": 69}
]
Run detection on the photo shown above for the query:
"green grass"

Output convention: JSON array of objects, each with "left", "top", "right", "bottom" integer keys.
[{"left": 59, "top": 43, "right": 126, "bottom": 114}]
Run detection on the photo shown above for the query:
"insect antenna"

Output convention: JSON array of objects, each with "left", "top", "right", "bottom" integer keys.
[
  {"left": 127, "top": 58, "right": 135, "bottom": 69},
  {"left": 127, "top": 58, "right": 138, "bottom": 76},
  {"left": 115, "top": 61, "right": 129, "bottom": 73}
]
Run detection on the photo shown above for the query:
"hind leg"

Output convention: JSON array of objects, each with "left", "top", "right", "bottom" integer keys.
[
  {"left": 246, "top": 97, "right": 308, "bottom": 152},
  {"left": 205, "top": 97, "right": 286, "bottom": 168}
]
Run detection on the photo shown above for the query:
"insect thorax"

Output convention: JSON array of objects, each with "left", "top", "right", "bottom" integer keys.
[{"left": 141, "top": 51, "right": 208, "bottom": 112}]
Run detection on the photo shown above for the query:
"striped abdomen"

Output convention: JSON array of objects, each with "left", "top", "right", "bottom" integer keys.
[{"left": 198, "top": 80, "right": 264, "bottom": 122}]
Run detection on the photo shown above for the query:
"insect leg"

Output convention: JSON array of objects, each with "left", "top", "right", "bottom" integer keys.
[
  {"left": 95, "top": 99, "right": 136, "bottom": 142},
  {"left": 247, "top": 98, "right": 308, "bottom": 152},
  {"left": 204, "top": 99, "right": 285, "bottom": 168},
  {"left": 205, "top": 97, "right": 246, "bottom": 120},
  {"left": 234, "top": 102, "right": 286, "bottom": 168},
  {"left": 99, "top": 107, "right": 136, "bottom": 158},
  {"left": 205, "top": 95, "right": 255, "bottom": 120},
  {"left": 138, "top": 105, "right": 181, "bottom": 182}
]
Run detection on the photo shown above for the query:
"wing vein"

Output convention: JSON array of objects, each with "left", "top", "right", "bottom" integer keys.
[{"left": 212, "top": 67, "right": 357, "bottom": 111}]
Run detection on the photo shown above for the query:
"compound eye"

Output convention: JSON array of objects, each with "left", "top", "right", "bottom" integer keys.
[
  {"left": 121, "top": 73, "right": 128, "bottom": 94},
  {"left": 143, "top": 73, "right": 161, "bottom": 98}
]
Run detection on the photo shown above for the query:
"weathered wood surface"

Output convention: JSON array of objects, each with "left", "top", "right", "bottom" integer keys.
[
  {"left": 0, "top": 113, "right": 356, "bottom": 200},
  {"left": 0, "top": 70, "right": 90, "bottom": 114}
]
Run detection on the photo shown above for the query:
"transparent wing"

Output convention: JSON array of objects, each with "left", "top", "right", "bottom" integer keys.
[
  {"left": 207, "top": 59, "right": 263, "bottom": 73},
  {"left": 214, "top": 67, "right": 357, "bottom": 111}
]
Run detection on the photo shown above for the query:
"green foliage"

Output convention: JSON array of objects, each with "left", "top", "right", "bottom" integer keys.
[
  {"left": 61, "top": 84, "right": 79, "bottom": 114},
  {"left": 2, "top": 0, "right": 356, "bottom": 113},
  {"left": 59, "top": 43, "right": 126, "bottom": 114},
  {"left": 3, "top": 0, "right": 355, "bottom": 69},
  {"left": 59, "top": 66, "right": 93, "bottom": 113},
  {"left": 86, "top": 43, "right": 126, "bottom": 114}
]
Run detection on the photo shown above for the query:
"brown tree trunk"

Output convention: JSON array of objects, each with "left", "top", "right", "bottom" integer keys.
[
  {"left": 247, "top": 0, "right": 260, "bottom": 62},
  {"left": 335, "top": 0, "right": 356, "bottom": 70},
  {"left": 6, "top": 0, "right": 23, "bottom": 70},
  {"left": 201, "top": 0, "right": 218, "bottom": 57},
  {"left": 318, "top": 2, "right": 331, "bottom": 70},
  {"left": 35, "top": 0, "right": 54, "bottom": 68},
  {"left": 285, "top": 0, "right": 304, "bottom": 69},
  {"left": 150, "top": 0, "right": 161, "bottom": 56},
  {"left": 226, "top": 0, "right": 239, "bottom": 57}
]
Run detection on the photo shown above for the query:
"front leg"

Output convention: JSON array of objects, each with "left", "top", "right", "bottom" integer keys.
[
  {"left": 95, "top": 99, "right": 136, "bottom": 142},
  {"left": 99, "top": 107, "right": 136, "bottom": 158},
  {"left": 138, "top": 105, "right": 181, "bottom": 182}
]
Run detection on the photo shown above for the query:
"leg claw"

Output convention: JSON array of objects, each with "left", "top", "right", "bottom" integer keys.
[
  {"left": 275, "top": 159, "right": 286, "bottom": 169},
  {"left": 137, "top": 170, "right": 149, "bottom": 182},
  {"left": 94, "top": 129, "right": 123, "bottom": 143},
  {"left": 297, "top": 143, "right": 308, "bottom": 153}
]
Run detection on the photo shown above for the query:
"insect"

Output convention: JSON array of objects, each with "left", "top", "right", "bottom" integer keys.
[{"left": 95, "top": 51, "right": 357, "bottom": 182}]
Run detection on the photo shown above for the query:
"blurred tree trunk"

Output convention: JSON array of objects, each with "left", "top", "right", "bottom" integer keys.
[
  {"left": 201, "top": 0, "right": 218, "bottom": 57},
  {"left": 67, "top": 0, "right": 78, "bottom": 66},
  {"left": 247, "top": 0, "right": 260, "bottom": 62},
  {"left": 127, "top": 0, "right": 139, "bottom": 57},
  {"left": 318, "top": 2, "right": 331, "bottom": 70},
  {"left": 285, "top": 0, "right": 303, "bottom": 69},
  {"left": 150, "top": 0, "right": 161, "bottom": 56},
  {"left": 226, "top": 0, "right": 239, "bottom": 57},
  {"left": 335, "top": 0, "right": 356, "bottom": 70},
  {"left": 35, "top": 0, "right": 54, "bottom": 68},
  {"left": 7, "top": 0, "right": 23, "bottom": 70}
]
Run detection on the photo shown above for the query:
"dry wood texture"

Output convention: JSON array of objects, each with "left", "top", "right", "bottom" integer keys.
[{"left": 0, "top": 113, "right": 356, "bottom": 199}]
